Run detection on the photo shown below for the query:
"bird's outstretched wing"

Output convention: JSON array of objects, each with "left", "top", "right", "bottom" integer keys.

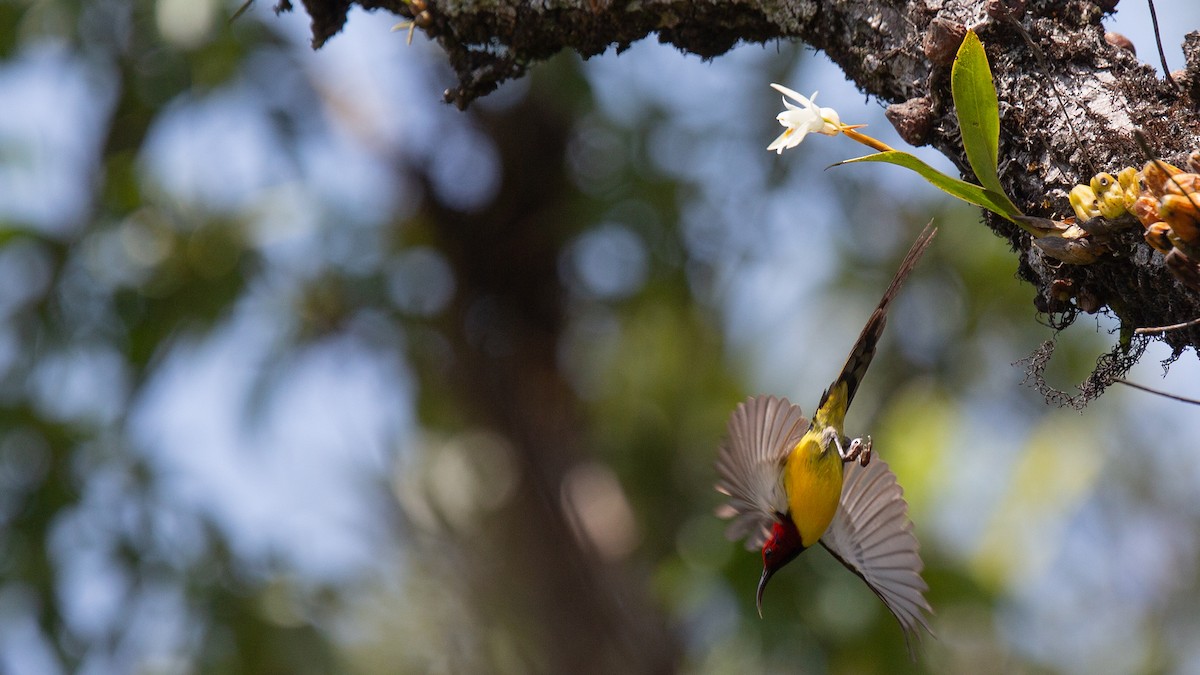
[
  {"left": 715, "top": 395, "right": 809, "bottom": 550},
  {"left": 820, "top": 454, "right": 932, "bottom": 650}
]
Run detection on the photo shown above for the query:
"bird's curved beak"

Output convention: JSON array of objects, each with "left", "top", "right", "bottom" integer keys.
[{"left": 756, "top": 566, "right": 774, "bottom": 618}]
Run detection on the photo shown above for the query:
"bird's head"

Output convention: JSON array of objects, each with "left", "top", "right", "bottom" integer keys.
[{"left": 757, "top": 518, "right": 804, "bottom": 617}]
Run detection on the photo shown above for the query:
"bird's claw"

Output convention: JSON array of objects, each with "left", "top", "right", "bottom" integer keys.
[{"left": 841, "top": 436, "right": 872, "bottom": 466}]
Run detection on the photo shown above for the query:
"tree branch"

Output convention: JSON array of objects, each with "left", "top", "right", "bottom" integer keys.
[{"left": 287, "top": 0, "right": 1200, "bottom": 363}]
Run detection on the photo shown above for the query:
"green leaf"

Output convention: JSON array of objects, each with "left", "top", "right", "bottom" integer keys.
[
  {"left": 951, "top": 30, "right": 1022, "bottom": 217},
  {"left": 837, "top": 151, "right": 1021, "bottom": 221},
  {"left": 0, "top": 227, "right": 31, "bottom": 249}
]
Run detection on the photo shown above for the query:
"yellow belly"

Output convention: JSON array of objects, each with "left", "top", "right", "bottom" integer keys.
[{"left": 783, "top": 432, "right": 845, "bottom": 547}]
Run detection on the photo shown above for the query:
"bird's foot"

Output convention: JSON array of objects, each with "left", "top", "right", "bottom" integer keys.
[{"left": 842, "top": 436, "right": 872, "bottom": 466}]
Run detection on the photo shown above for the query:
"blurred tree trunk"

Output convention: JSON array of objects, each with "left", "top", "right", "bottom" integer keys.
[
  {"left": 293, "top": 0, "right": 1200, "bottom": 364},
  {"left": 409, "top": 78, "right": 679, "bottom": 673}
]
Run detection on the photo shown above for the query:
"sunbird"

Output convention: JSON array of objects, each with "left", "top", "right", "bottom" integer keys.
[{"left": 715, "top": 222, "right": 935, "bottom": 649}]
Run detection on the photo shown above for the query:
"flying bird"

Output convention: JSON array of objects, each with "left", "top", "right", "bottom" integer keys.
[{"left": 715, "top": 222, "right": 936, "bottom": 651}]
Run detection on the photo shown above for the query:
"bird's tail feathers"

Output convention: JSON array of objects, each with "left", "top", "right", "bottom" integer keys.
[{"left": 817, "top": 221, "right": 937, "bottom": 418}]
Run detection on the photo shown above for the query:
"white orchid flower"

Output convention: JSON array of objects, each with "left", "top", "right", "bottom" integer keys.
[{"left": 767, "top": 84, "right": 844, "bottom": 154}]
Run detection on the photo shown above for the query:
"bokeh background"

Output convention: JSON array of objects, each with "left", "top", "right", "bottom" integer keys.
[{"left": 2, "top": 0, "right": 1200, "bottom": 673}]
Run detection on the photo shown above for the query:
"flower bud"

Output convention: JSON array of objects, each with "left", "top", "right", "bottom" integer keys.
[
  {"left": 886, "top": 97, "right": 935, "bottom": 147},
  {"left": 924, "top": 18, "right": 967, "bottom": 67},
  {"left": 1105, "top": 32, "right": 1135, "bottom": 55}
]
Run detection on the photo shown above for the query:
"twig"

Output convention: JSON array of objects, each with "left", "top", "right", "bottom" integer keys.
[
  {"left": 1135, "top": 316, "right": 1200, "bottom": 334},
  {"left": 1147, "top": 0, "right": 1179, "bottom": 89},
  {"left": 1115, "top": 378, "right": 1200, "bottom": 405}
]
